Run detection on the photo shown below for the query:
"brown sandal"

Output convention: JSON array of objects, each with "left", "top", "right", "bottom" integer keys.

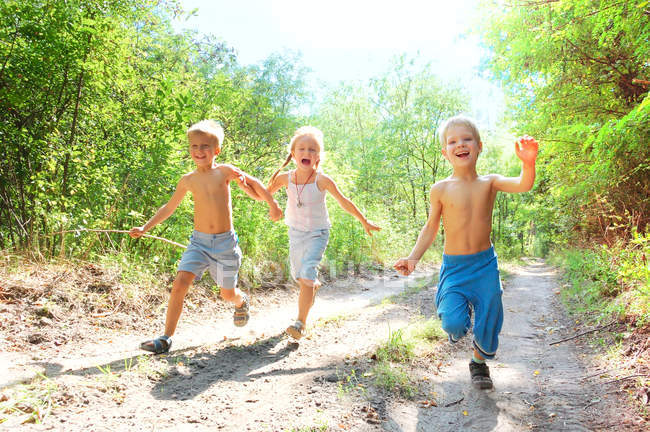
[{"left": 233, "top": 294, "right": 250, "bottom": 327}]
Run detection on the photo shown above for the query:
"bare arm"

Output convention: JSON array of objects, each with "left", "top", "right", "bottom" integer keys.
[
  {"left": 394, "top": 185, "right": 442, "bottom": 276},
  {"left": 129, "top": 176, "right": 189, "bottom": 237},
  {"left": 493, "top": 136, "right": 538, "bottom": 193},
  {"left": 225, "top": 165, "right": 283, "bottom": 222},
  {"left": 321, "top": 174, "right": 381, "bottom": 236},
  {"left": 267, "top": 172, "right": 288, "bottom": 195}
]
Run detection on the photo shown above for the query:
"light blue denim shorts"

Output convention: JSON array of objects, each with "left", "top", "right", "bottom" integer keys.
[
  {"left": 178, "top": 230, "right": 242, "bottom": 289},
  {"left": 288, "top": 227, "right": 330, "bottom": 281}
]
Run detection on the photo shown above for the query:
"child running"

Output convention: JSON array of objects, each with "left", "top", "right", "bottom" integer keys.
[
  {"left": 267, "top": 126, "right": 381, "bottom": 339},
  {"left": 130, "top": 120, "right": 282, "bottom": 354},
  {"left": 394, "top": 115, "right": 538, "bottom": 389}
]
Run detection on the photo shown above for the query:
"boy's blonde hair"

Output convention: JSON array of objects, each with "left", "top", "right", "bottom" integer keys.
[
  {"left": 438, "top": 115, "right": 482, "bottom": 146},
  {"left": 269, "top": 126, "right": 324, "bottom": 186},
  {"left": 187, "top": 120, "right": 225, "bottom": 148}
]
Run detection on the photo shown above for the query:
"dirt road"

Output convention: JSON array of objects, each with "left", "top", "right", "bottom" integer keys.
[{"left": 1, "top": 260, "right": 639, "bottom": 431}]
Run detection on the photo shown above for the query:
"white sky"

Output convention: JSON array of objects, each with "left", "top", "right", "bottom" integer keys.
[{"left": 174, "top": 0, "right": 504, "bottom": 126}]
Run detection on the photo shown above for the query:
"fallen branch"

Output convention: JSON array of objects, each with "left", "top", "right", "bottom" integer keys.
[
  {"left": 549, "top": 321, "right": 616, "bottom": 346},
  {"left": 47, "top": 229, "right": 187, "bottom": 249},
  {"left": 443, "top": 397, "right": 464, "bottom": 407},
  {"left": 602, "top": 374, "right": 648, "bottom": 385}
]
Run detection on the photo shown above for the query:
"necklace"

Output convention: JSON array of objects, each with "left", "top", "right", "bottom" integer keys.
[{"left": 295, "top": 169, "right": 314, "bottom": 208}]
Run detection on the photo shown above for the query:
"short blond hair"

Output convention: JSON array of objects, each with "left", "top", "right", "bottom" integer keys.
[
  {"left": 438, "top": 115, "right": 481, "bottom": 146},
  {"left": 187, "top": 120, "right": 225, "bottom": 148}
]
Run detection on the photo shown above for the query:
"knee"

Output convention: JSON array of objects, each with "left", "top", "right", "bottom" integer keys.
[
  {"left": 171, "top": 272, "right": 193, "bottom": 297},
  {"left": 441, "top": 315, "right": 468, "bottom": 338},
  {"left": 298, "top": 278, "right": 314, "bottom": 289}
]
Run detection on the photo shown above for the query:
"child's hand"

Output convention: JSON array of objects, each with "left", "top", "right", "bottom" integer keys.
[
  {"left": 129, "top": 226, "right": 145, "bottom": 238},
  {"left": 363, "top": 220, "right": 381, "bottom": 236},
  {"left": 394, "top": 258, "right": 418, "bottom": 276},
  {"left": 232, "top": 168, "right": 248, "bottom": 188},
  {"left": 269, "top": 202, "right": 283, "bottom": 222},
  {"left": 515, "top": 135, "right": 539, "bottom": 165}
]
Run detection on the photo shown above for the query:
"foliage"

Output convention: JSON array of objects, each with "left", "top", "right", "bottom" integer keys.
[
  {"left": 478, "top": 0, "right": 650, "bottom": 244},
  {"left": 551, "top": 229, "right": 650, "bottom": 326},
  {"left": 0, "top": 0, "right": 306, "bottom": 283},
  {"left": 314, "top": 56, "right": 469, "bottom": 262}
]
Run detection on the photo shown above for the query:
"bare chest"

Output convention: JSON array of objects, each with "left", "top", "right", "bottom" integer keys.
[{"left": 440, "top": 181, "right": 495, "bottom": 219}]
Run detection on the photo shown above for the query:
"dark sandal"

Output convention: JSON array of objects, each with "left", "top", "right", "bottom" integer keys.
[
  {"left": 233, "top": 294, "right": 250, "bottom": 327},
  {"left": 469, "top": 361, "right": 493, "bottom": 390},
  {"left": 140, "top": 335, "right": 171, "bottom": 354}
]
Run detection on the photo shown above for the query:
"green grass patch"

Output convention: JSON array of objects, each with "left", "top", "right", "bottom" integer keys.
[
  {"left": 551, "top": 232, "right": 650, "bottom": 327},
  {"left": 0, "top": 374, "right": 58, "bottom": 425},
  {"left": 370, "top": 317, "right": 445, "bottom": 397}
]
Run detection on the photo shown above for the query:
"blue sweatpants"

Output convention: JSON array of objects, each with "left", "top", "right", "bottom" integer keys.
[{"left": 435, "top": 246, "right": 503, "bottom": 359}]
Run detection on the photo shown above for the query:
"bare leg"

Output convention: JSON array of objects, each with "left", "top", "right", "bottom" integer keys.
[
  {"left": 220, "top": 287, "right": 245, "bottom": 307},
  {"left": 296, "top": 278, "right": 315, "bottom": 325},
  {"left": 163, "top": 271, "right": 196, "bottom": 337},
  {"left": 473, "top": 348, "right": 485, "bottom": 362}
]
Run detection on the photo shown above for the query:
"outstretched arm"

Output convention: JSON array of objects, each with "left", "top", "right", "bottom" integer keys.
[
  {"left": 129, "top": 177, "right": 189, "bottom": 237},
  {"left": 394, "top": 185, "right": 442, "bottom": 276},
  {"left": 493, "top": 135, "right": 538, "bottom": 193},
  {"left": 321, "top": 174, "right": 381, "bottom": 236}
]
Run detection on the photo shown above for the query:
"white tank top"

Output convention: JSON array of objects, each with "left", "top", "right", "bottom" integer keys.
[{"left": 285, "top": 170, "right": 331, "bottom": 231}]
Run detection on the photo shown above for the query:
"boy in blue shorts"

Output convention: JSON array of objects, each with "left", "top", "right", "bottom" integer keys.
[
  {"left": 394, "top": 115, "right": 538, "bottom": 389},
  {"left": 130, "top": 120, "right": 282, "bottom": 353}
]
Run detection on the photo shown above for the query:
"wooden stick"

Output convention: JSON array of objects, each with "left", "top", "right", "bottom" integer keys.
[
  {"left": 549, "top": 321, "right": 616, "bottom": 346},
  {"left": 602, "top": 374, "right": 647, "bottom": 385},
  {"left": 48, "top": 229, "right": 187, "bottom": 249},
  {"left": 444, "top": 397, "right": 464, "bottom": 407},
  {"left": 632, "top": 78, "right": 650, "bottom": 86}
]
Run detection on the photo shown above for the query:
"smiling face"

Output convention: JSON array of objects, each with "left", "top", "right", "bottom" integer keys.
[
  {"left": 188, "top": 131, "right": 219, "bottom": 168},
  {"left": 441, "top": 124, "right": 482, "bottom": 167},
  {"left": 291, "top": 134, "right": 321, "bottom": 171}
]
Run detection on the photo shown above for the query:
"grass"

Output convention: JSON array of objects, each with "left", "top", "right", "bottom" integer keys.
[
  {"left": 0, "top": 374, "right": 58, "bottom": 426},
  {"left": 337, "top": 369, "right": 365, "bottom": 397},
  {"left": 369, "top": 317, "right": 445, "bottom": 398},
  {"left": 313, "top": 312, "right": 351, "bottom": 328},
  {"left": 549, "top": 234, "right": 650, "bottom": 418}
]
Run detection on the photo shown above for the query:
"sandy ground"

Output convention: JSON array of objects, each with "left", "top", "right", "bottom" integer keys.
[{"left": 1, "top": 259, "right": 644, "bottom": 431}]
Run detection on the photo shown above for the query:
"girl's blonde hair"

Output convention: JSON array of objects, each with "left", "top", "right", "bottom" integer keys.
[
  {"left": 437, "top": 115, "right": 481, "bottom": 146},
  {"left": 268, "top": 126, "right": 324, "bottom": 186}
]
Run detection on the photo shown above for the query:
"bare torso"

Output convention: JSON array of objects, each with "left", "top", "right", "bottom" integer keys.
[
  {"left": 185, "top": 165, "right": 233, "bottom": 234},
  {"left": 438, "top": 174, "right": 498, "bottom": 255}
]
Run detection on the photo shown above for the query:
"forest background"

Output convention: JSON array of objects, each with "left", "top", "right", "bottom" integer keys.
[{"left": 1, "top": 0, "right": 648, "bottom": 327}]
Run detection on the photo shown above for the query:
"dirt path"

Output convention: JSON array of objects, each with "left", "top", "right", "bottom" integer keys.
[{"left": 2, "top": 260, "right": 639, "bottom": 431}]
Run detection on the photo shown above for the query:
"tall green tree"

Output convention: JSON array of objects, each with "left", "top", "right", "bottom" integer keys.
[{"left": 479, "top": 0, "right": 649, "bottom": 245}]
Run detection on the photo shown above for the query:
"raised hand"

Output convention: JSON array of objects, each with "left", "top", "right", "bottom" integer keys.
[{"left": 515, "top": 135, "right": 539, "bottom": 165}]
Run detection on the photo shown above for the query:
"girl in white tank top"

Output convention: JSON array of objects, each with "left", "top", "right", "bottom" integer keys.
[{"left": 267, "top": 126, "right": 381, "bottom": 340}]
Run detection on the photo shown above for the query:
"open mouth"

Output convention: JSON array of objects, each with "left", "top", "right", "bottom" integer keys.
[
  {"left": 455, "top": 151, "right": 470, "bottom": 159},
  {"left": 301, "top": 158, "right": 311, "bottom": 165}
]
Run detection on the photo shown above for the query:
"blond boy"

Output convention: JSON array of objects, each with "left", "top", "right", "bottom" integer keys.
[
  {"left": 394, "top": 115, "right": 538, "bottom": 389},
  {"left": 130, "top": 120, "right": 282, "bottom": 353}
]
